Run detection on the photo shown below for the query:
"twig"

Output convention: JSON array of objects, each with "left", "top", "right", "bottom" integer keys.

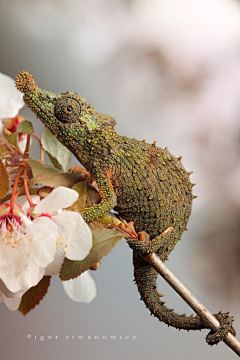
[{"left": 141, "top": 252, "right": 240, "bottom": 357}]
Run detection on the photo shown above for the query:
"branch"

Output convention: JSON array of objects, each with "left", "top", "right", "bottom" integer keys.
[{"left": 141, "top": 252, "right": 240, "bottom": 357}]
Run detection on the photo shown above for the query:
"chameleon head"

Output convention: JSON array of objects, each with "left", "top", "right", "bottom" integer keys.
[{"left": 15, "top": 71, "right": 116, "bottom": 139}]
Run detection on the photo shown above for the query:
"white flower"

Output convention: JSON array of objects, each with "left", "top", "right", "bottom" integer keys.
[
  {"left": 0, "top": 73, "right": 24, "bottom": 120},
  {"left": 0, "top": 292, "right": 22, "bottom": 311},
  {"left": 0, "top": 279, "right": 23, "bottom": 311},
  {"left": 0, "top": 72, "right": 26, "bottom": 151},
  {"left": 16, "top": 186, "right": 92, "bottom": 275},
  {"left": 7, "top": 186, "right": 94, "bottom": 308},
  {"left": 63, "top": 271, "right": 97, "bottom": 304},
  {"left": 0, "top": 203, "right": 58, "bottom": 296}
]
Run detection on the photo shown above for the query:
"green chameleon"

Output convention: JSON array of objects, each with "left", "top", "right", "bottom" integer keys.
[{"left": 16, "top": 71, "right": 235, "bottom": 345}]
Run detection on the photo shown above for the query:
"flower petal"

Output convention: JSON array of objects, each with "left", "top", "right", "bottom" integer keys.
[
  {"left": 44, "top": 249, "right": 65, "bottom": 276},
  {"left": 52, "top": 211, "right": 92, "bottom": 260},
  {"left": 34, "top": 186, "right": 79, "bottom": 214},
  {"left": 14, "top": 195, "right": 40, "bottom": 214},
  {"left": 0, "top": 217, "right": 57, "bottom": 293},
  {"left": 0, "top": 292, "right": 22, "bottom": 311},
  {"left": 30, "top": 217, "right": 58, "bottom": 267},
  {"left": 0, "top": 73, "right": 24, "bottom": 119},
  {"left": 62, "top": 271, "right": 97, "bottom": 303},
  {"left": 0, "top": 279, "right": 25, "bottom": 298}
]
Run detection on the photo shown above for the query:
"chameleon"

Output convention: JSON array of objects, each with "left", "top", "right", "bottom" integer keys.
[{"left": 15, "top": 71, "right": 235, "bottom": 345}]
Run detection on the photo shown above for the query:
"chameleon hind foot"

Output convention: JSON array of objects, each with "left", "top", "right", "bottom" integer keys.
[
  {"left": 127, "top": 227, "right": 174, "bottom": 254},
  {"left": 206, "top": 312, "right": 236, "bottom": 345}
]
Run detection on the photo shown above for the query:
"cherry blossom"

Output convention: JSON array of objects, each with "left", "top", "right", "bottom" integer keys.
[{"left": 0, "top": 202, "right": 58, "bottom": 304}]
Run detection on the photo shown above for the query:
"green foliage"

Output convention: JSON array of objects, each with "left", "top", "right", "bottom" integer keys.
[
  {"left": 6, "top": 132, "right": 18, "bottom": 147},
  {"left": 41, "top": 128, "right": 72, "bottom": 172},
  {"left": 16, "top": 120, "right": 34, "bottom": 134},
  {"left": 60, "top": 222, "right": 122, "bottom": 280},
  {"left": 27, "top": 159, "right": 85, "bottom": 188}
]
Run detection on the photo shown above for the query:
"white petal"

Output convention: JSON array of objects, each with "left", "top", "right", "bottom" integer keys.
[
  {"left": 0, "top": 279, "right": 26, "bottom": 298},
  {"left": 0, "top": 73, "right": 24, "bottom": 119},
  {"left": 0, "top": 292, "right": 22, "bottom": 311},
  {"left": 44, "top": 249, "right": 65, "bottom": 276},
  {"left": 62, "top": 271, "right": 97, "bottom": 303},
  {"left": 30, "top": 217, "right": 58, "bottom": 267},
  {"left": 53, "top": 211, "right": 92, "bottom": 260},
  {"left": 14, "top": 195, "right": 40, "bottom": 215},
  {"left": 0, "top": 217, "right": 58, "bottom": 293},
  {"left": 34, "top": 186, "right": 79, "bottom": 214}
]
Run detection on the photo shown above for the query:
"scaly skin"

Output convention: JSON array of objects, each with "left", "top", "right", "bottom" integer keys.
[{"left": 15, "top": 71, "right": 235, "bottom": 345}]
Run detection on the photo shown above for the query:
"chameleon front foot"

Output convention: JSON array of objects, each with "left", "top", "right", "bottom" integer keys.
[
  {"left": 127, "top": 227, "right": 174, "bottom": 254},
  {"left": 206, "top": 312, "right": 236, "bottom": 345}
]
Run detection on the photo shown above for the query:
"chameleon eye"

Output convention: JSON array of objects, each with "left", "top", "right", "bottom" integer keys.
[{"left": 54, "top": 97, "right": 81, "bottom": 123}]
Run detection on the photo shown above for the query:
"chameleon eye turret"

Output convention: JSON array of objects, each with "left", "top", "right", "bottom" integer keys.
[
  {"left": 54, "top": 97, "right": 81, "bottom": 123},
  {"left": 15, "top": 71, "right": 236, "bottom": 346}
]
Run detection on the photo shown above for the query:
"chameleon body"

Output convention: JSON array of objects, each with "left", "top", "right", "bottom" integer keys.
[{"left": 16, "top": 71, "right": 235, "bottom": 345}]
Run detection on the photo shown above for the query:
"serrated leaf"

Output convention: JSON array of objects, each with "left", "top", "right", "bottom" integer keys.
[
  {"left": 41, "top": 128, "right": 72, "bottom": 172},
  {"left": 60, "top": 221, "right": 122, "bottom": 280},
  {"left": 0, "top": 159, "right": 10, "bottom": 199},
  {"left": 16, "top": 120, "right": 34, "bottom": 134},
  {"left": 0, "top": 143, "right": 10, "bottom": 159},
  {"left": 18, "top": 276, "right": 51, "bottom": 315},
  {"left": 27, "top": 159, "right": 86, "bottom": 188}
]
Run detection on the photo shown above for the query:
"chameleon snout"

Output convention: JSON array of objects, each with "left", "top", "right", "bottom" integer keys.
[{"left": 15, "top": 71, "right": 37, "bottom": 94}]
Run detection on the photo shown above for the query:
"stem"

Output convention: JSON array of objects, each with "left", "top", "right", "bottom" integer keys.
[
  {"left": 141, "top": 252, "right": 240, "bottom": 357},
  {"left": 31, "top": 134, "right": 44, "bottom": 162},
  {"left": 9, "top": 171, "right": 21, "bottom": 210},
  {"left": 23, "top": 166, "right": 33, "bottom": 206},
  {"left": 14, "top": 184, "right": 25, "bottom": 200},
  {"left": 24, "top": 134, "right": 31, "bottom": 156}
]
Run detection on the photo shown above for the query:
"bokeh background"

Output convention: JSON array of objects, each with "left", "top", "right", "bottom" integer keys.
[{"left": 1, "top": 0, "right": 240, "bottom": 359}]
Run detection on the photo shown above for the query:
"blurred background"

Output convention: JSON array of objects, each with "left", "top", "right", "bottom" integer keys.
[{"left": 1, "top": 0, "right": 240, "bottom": 359}]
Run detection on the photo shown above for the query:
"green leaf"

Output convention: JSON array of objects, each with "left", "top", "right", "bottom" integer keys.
[
  {"left": 18, "top": 276, "right": 51, "bottom": 315},
  {"left": 0, "top": 159, "right": 10, "bottom": 199},
  {"left": 41, "top": 128, "right": 72, "bottom": 171},
  {"left": 16, "top": 120, "right": 34, "bottom": 134},
  {"left": 27, "top": 159, "right": 86, "bottom": 188},
  {"left": 6, "top": 132, "right": 18, "bottom": 147},
  {"left": 68, "top": 180, "right": 101, "bottom": 213},
  {"left": 60, "top": 221, "right": 122, "bottom": 280}
]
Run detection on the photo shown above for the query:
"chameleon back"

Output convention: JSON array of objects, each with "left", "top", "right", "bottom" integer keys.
[{"left": 96, "top": 135, "right": 193, "bottom": 249}]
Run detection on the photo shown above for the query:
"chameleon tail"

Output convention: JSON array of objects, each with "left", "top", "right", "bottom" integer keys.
[{"left": 132, "top": 251, "right": 235, "bottom": 345}]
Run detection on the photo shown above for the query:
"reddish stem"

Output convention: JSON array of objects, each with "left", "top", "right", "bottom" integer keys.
[
  {"left": 31, "top": 134, "right": 44, "bottom": 162},
  {"left": 23, "top": 166, "right": 34, "bottom": 206},
  {"left": 9, "top": 171, "right": 21, "bottom": 210},
  {"left": 14, "top": 184, "right": 25, "bottom": 200},
  {"left": 24, "top": 134, "right": 31, "bottom": 157}
]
